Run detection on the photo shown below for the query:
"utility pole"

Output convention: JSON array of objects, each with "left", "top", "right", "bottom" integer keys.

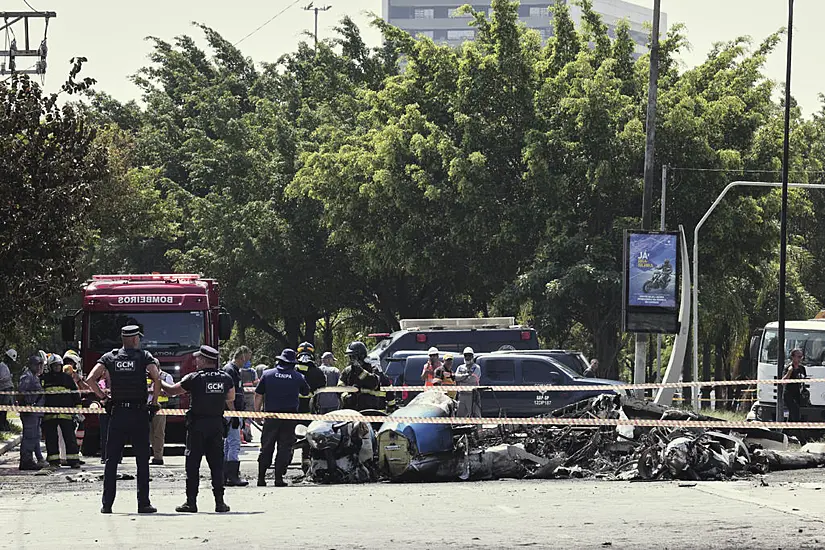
[
  {"left": 634, "top": 0, "right": 662, "bottom": 395},
  {"left": 1, "top": 10, "right": 56, "bottom": 78},
  {"left": 777, "top": 0, "right": 795, "bottom": 422},
  {"left": 302, "top": 2, "right": 331, "bottom": 48}
]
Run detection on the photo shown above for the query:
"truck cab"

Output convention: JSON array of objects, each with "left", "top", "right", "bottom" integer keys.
[
  {"left": 62, "top": 274, "right": 231, "bottom": 454},
  {"left": 753, "top": 319, "right": 825, "bottom": 421}
]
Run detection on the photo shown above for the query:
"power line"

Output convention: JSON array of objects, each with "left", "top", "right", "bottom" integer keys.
[
  {"left": 22, "top": 0, "right": 42, "bottom": 13},
  {"left": 234, "top": 0, "right": 304, "bottom": 46},
  {"left": 669, "top": 167, "right": 825, "bottom": 174}
]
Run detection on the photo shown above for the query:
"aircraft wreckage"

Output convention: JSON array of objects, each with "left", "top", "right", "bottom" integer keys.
[{"left": 294, "top": 392, "right": 825, "bottom": 484}]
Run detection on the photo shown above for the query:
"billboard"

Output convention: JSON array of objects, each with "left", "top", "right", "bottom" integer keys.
[
  {"left": 623, "top": 231, "right": 680, "bottom": 334},
  {"left": 627, "top": 232, "right": 678, "bottom": 308}
]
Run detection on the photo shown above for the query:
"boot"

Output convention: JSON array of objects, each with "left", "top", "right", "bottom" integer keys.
[
  {"left": 214, "top": 489, "right": 230, "bottom": 513},
  {"left": 19, "top": 460, "right": 42, "bottom": 471},
  {"left": 225, "top": 461, "right": 248, "bottom": 487},
  {"left": 257, "top": 463, "right": 267, "bottom": 487},
  {"left": 176, "top": 498, "right": 198, "bottom": 513},
  {"left": 273, "top": 475, "right": 288, "bottom": 488}
]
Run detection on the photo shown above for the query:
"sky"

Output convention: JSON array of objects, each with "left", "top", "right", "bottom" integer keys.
[{"left": 5, "top": 0, "right": 823, "bottom": 116}]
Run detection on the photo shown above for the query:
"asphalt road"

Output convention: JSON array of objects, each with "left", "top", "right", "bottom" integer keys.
[{"left": 2, "top": 434, "right": 825, "bottom": 550}]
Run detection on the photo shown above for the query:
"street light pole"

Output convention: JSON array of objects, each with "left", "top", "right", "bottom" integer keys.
[
  {"left": 776, "top": 0, "right": 795, "bottom": 422},
  {"left": 635, "top": 0, "right": 662, "bottom": 393}
]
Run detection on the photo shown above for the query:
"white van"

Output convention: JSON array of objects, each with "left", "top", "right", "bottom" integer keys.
[{"left": 753, "top": 320, "right": 825, "bottom": 421}]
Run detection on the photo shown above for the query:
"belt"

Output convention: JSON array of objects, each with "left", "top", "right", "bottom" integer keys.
[{"left": 113, "top": 401, "right": 146, "bottom": 409}]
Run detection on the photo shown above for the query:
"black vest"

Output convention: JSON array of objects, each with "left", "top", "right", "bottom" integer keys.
[
  {"left": 186, "top": 369, "right": 231, "bottom": 417},
  {"left": 101, "top": 348, "right": 153, "bottom": 404}
]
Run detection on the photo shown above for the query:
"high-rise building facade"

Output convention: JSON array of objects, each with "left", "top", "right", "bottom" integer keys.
[{"left": 382, "top": 0, "right": 666, "bottom": 56}]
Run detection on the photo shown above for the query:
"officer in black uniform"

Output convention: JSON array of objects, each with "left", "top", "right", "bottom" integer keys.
[
  {"left": 86, "top": 325, "right": 161, "bottom": 514},
  {"left": 162, "top": 345, "right": 235, "bottom": 513}
]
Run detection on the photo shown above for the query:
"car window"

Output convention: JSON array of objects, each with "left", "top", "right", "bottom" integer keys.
[
  {"left": 522, "top": 360, "right": 561, "bottom": 384},
  {"left": 483, "top": 359, "right": 516, "bottom": 383},
  {"left": 404, "top": 358, "right": 428, "bottom": 385}
]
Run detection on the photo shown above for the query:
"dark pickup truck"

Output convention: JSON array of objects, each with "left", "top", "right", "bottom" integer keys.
[{"left": 386, "top": 351, "right": 624, "bottom": 417}]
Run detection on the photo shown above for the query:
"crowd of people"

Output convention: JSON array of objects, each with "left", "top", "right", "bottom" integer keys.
[{"left": 0, "top": 332, "right": 491, "bottom": 513}]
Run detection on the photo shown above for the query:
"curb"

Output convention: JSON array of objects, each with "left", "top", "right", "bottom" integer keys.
[{"left": 0, "top": 434, "right": 22, "bottom": 456}]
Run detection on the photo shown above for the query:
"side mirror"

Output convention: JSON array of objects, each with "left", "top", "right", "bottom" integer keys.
[
  {"left": 218, "top": 312, "right": 233, "bottom": 341},
  {"left": 61, "top": 316, "right": 76, "bottom": 343}
]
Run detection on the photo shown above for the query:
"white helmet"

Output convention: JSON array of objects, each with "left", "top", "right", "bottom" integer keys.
[
  {"left": 427, "top": 347, "right": 439, "bottom": 355},
  {"left": 47, "top": 353, "right": 63, "bottom": 367},
  {"left": 463, "top": 347, "right": 474, "bottom": 356},
  {"left": 5, "top": 349, "right": 17, "bottom": 362}
]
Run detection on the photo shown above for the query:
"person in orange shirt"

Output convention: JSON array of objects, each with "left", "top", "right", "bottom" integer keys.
[{"left": 421, "top": 347, "right": 441, "bottom": 386}]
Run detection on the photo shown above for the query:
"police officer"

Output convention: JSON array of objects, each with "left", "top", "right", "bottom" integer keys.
[
  {"left": 162, "top": 345, "right": 235, "bottom": 513},
  {"left": 86, "top": 325, "right": 161, "bottom": 514},
  {"left": 338, "top": 342, "right": 380, "bottom": 411},
  {"left": 254, "top": 349, "right": 309, "bottom": 487},
  {"left": 41, "top": 354, "right": 82, "bottom": 468}
]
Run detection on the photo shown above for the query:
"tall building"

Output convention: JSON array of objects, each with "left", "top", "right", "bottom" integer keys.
[{"left": 382, "top": 0, "right": 666, "bottom": 56}]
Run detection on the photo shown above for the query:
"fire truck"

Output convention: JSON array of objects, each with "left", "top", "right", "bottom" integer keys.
[{"left": 61, "top": 274, "right": 232, "bottom": 456}]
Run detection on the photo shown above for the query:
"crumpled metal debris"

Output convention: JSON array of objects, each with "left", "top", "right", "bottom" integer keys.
[{"left": 301, "top": 409, "right": 377, "bottom": 484}]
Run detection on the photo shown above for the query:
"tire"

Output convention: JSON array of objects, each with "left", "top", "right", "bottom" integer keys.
[{"left": 642, "top": 280, "right": 652, "bottom": 293}]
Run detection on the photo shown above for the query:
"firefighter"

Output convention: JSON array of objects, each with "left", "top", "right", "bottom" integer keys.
[
  {"left": 41, "top": 354, "right": 81, "bottom": 468},
  {"left": 338, "top": 342, "right": 380, "bottom": 411},
  {"left": 162, "top": 345, "right": 235, "bottom": 513},
  {"left": 294, "top": 342, "right": 326, "bottom": 473},
  {"left": 86, "top": 325, "right": 162, "bottom": 514},
  {"left": 366, "top": 358, "right": 396, "bottom": 413},
  {"left": 254, "top": 349, "right": 309, "bottom": 487}
]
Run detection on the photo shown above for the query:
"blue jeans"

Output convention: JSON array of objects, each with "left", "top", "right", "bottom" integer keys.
[
  {"left": 20, "top": 413, "right": 41, "bottom": 463},
  {"left": 223, "top": 425, "right": 240, "bottom": 461}
]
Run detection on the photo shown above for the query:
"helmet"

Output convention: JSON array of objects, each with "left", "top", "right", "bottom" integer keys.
[
  {"left": 297, "top": 352, "right": 315, "bottom": 365},
  {"left": 427, "top": 347, "right": 439, "bottom": 355},
  {"left": 63, "top": 350, "right": 81, "bottom": 367},
  {"left": 47, "top": 353, "right": 63, "bottom": 368},
  {"left": 38, "top": 350, "right": 48, "bottom": 367},
  {"left": 5, "top": 349, "right": 17, "bottom": 362},
  {"left": 463, "top": 347, "right": 474, "bottom": 356},
  {"left": 297, "top": 341, "right": 315, "bottom": 357},
  {"left": 344, "top": 341, "right": 368, "bottom": 361}
]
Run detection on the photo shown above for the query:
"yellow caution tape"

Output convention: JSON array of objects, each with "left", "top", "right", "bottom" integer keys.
[
  {"left": 0, "top": 403, "right": 822, "bottom": 429},
  {"left": 0, "top": 376, "right": 813, "bottom": 396}
]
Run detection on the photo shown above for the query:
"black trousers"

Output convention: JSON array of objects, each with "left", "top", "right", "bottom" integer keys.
[
  {"left": 185, "top": 417, "right": 225, "bottom": 500},
  {"left": 103, "top": 406, "right": 151, "bottom": 508},
  {"left": 786, "top": 392, "right": 802, "bottom": 422},
  {"left": 259, "top": 418, "right": 297, "bottom": 477},
  {"left": 42, "top": 417, "right": 79, "bottom": 465}
]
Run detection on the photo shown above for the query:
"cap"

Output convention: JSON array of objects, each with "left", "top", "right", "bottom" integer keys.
[
  {"left": 428, "top": 347, "right": 439, "bottom": 355},
  {"left": 27, "top": 354, "right": 43, "bottom": 367},
  {"left": 463, "top": 347, "right": 474, "bottom": 356},
  {"left": 321, "top": 351, "right": 335, "bottom": 361},
  {"left": 443, "top": 353, "right": 454, "bottom": 362},
  {"left": 277, "top": 348, "right": 297, "bottom": 364},
  {"left": 121, "top": 325, "right": 143, "bottom": 338},
  {"left": 193, "top": 345, "right": 220, "bottom": 361}
]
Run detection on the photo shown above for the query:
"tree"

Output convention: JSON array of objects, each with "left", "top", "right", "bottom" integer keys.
[{"left": 0, "top": 59, "right": 106, "bottom": 342}]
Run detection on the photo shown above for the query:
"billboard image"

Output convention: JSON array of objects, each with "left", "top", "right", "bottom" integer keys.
[{"left": 627, "top": 232, "right": 677, "bottom": 308}]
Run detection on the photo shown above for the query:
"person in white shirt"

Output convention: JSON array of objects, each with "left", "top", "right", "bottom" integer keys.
[{"left": 454, "top": 347, "right": 481, "bottom": 417}]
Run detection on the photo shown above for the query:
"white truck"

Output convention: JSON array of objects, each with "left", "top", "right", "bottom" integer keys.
[{"left": 752, "top": 319, "right": 825, "bottom": 421}]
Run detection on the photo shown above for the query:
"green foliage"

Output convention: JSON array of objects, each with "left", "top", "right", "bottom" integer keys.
[
  {"left": 10, "top": 1, "right": 825, "bottom": 385},
  {"left": 0, "top": 60, "right": 107, "bottom": 344}
]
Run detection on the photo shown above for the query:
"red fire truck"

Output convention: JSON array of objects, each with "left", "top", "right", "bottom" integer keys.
[{"left": 61, "top": 274, "right": 231, "bottom": 456}]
